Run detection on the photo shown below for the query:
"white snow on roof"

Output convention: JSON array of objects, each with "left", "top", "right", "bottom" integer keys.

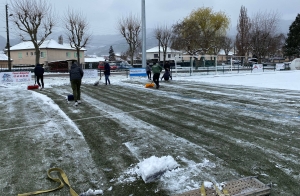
[
  {"left": 146, "top": 46, "right": 181, "bottom": 53},
  {"left": 218, "top": 49, "right": 234, "bottom": 56},
  {"left": 10, "top": 39, "right": 86, "bottom": 51},
  {"left": 146, "top": 47, "right": 234, "bottom": 56},
  {"left": 0, "top": 53, "right": 8, "bottom": 61},
  {"left": 85, "top": 56, "right": 105, "bottom": 62}
]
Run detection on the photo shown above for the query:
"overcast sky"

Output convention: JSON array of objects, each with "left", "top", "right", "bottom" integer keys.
[{"left": 0, "top": 0, "right": 299, "bottom": 38}]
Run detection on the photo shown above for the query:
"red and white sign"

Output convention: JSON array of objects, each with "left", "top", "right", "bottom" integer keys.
[
  {"left": 0, "top": 71, "right": 32, "bottom": 83},
  {"left": 252, "top": 64, "right": 263, "bottom": 72}
]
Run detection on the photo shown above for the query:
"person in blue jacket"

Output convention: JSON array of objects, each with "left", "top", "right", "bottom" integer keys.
[
  {"left": 69, "top": 61, "right": 84, "bottom": 106},
  {"left": 104, "top": 61, "right": 111, "bottom": 85},
  {"left": 34, "top": 64, "right": 45, "bottom": 89},
  {"left": 161, "top": 68, "right": 172, "bottom": 81}
]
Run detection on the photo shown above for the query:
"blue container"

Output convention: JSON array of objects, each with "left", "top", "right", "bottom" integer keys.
[{"left": 67, "top": 94, "right": 74, "bottom": 101}]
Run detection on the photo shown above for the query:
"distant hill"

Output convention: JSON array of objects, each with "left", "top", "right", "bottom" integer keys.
[
  {"left": 0, "top": 29, "right": 159, "bottom": 56},
  {"left": 0, "top": 36, "right": 21, "bottom": 52},
  {"left": 84, "top": 29, "right": 159, "bottom": 56},
  {"left": 0, "top": 19, "right": 292, "bottom": 55}
]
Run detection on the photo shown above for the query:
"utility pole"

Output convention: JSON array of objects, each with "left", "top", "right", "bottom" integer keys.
[
  {"left": 6, "top": 4, "right": 11, "bottom": 71},
  {"left": 141, "top": 0, "right": 146, "bottom": 68}
]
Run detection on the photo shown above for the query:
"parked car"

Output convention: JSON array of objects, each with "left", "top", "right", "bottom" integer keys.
[
  {"left": 227, "top": 59, "right": 241, "bottom": 64},
  {"left": 117, "top": 64, "right": 133, "bottom": 71},
  {"left": 98, "top": 62, "right": 117, "bottom": 70},
  {"left": 248, "top": 58, "right": 258, "bottom": 64}
]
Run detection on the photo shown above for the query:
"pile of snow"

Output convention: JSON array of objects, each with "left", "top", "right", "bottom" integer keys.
[
  {"left": 79, "top": 189, "right": 103, "bottom": 196},
  {"left": 136, "top": 155, "right": 179, "bottom": 183}
]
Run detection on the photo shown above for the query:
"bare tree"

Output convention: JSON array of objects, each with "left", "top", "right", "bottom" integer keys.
[
  {"left": 210, "top": 34, "right": 225, "bottom": 55},
  {"left": 10, "top": 0, "right": 55, "bottom": 65},
  {"left": 236, "top": 6, "right": 251, "bottom": 59},
  {"left": 65, "top": 9, "right": 91, "bottom": 65},
  {"left": 118, "top": 14, "right": 141, "bottom": 66},
  {"left": 249, "top": 11, "right": 280, "bottom": 63},
  {"left": 221, "top": 35, "right": 233, "bottom": 60},
  {"left": 154, "top": 25, "right": 173, "bottom": 66},
  {"left": 268, "top": 33, "right": 285, "bottom": 59}
]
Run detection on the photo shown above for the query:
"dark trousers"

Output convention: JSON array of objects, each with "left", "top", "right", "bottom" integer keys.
[
  {"left": 71, "top": 79, "right": 82, "bottom": 101},
  {"left": 146, "top": 71, "right": 151, "bottom": 79},
  {"left": 153, "top": 73, "right": 160, "bottom": 88},
  {"left": 105, "top": 74, "right": 110, "bottom": 85},
  {"left": 36, "top": 75, "right": 44, "bottom": 88}
]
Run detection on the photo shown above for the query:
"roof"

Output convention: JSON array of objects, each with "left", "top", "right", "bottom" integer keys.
[
  {"left": 85, "top": 56, "right": 105, "bottom": 63},
  {"left": 10, "top": 39, "right": 86, "bottom": 51},
  {"left": 218, "top": 49, "right": 234, "bottom": 56},
  {"left": 146, "top": 46, "right": 181, "bottom": 53},
  {"left": 0, "top": 53, "right": 11, "bottom": 61}
]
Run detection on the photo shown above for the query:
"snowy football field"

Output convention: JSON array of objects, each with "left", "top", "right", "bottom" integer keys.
[{"left": 1, "top": 71, "right": 300, "bottom": 195}]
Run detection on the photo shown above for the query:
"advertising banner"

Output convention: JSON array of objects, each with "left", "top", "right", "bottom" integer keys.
[
  {"left": 83, "top": 69, "right": 98, "bottom": 78},
  {"left": 0, "top": 71, "right": 32, "bottom": 83},
  {"left": 129, "top": 68, "right": 147, "bottom": 77},
  {"left": 252, "top": 64, "right": 263, "bottom": 72},
  {"left": 276, "top": 63, "right": 285, "bottom": 71}
]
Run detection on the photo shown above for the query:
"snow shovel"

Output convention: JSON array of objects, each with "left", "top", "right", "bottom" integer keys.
[
  {"left": 94, "top": 70, "right": 102, "bottom": 86},
  {"left": 93, "top": 80, "right": 100, "bottom": 86},
  {"left": 27, "top": 76, "right": 39, "bottom": 90},
  {"left": 145, "top": 82, "right": 155, "bottom": 88}
]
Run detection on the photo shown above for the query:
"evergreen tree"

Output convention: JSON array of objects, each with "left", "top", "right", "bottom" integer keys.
[
  {"left": 109, "top": 46, "right": 116, "bottom": 61},
  {"left": 284, "top": 14, "right": 300, "bottom": 58}
]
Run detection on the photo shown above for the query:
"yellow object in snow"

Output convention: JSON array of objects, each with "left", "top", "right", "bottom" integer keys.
[
  {"left": 18, "top": 168, "right": 79, "bottom": 196},
  {"left": 145, "top": 83, "right": 155, "bottom": 88}
]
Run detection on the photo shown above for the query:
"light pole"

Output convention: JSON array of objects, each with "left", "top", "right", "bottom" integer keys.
[
  {"left": 141, "top": 0, "right": 146, "bottom": 68},
  {"left": 6, "top": 4, "right": 12, "bottom": 71}
]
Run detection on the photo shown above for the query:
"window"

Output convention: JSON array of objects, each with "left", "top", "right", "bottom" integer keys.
[
  {"left": 26, "top": 52, "right": 28, "bottom": 56},
  {"left": 168, "top": 54, "right": 171, "bottom": 58},
  {"left": 18, "top": 52, "right": 22, "bottom": 59},
  {"left": 31, "top": 52, "right": 34, "bottom": 56},
  {"left": 41, "top": 52, "right": 46, "bottom": 58},
  {"left": 66, "top": 52, "right": 70, "bottom": 57},
  {"left": 154, "top": 54, "right": 158, "bottom": 58}
]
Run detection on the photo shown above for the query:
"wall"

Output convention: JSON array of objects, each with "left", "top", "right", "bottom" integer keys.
[{"left": 10, "top": 49, "right": 85, "bottom": 66}]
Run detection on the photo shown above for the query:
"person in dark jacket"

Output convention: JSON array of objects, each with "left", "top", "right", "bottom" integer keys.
[
  {"left": 104, "top": 61, "right": 111, "bottom": 85},
  {"left": 146, "top": 63, "right": 151, "bottom": 80},
  {"left": 34, "top": 64, "right": 45, "bottom": 89},
  {"left": 69, "top": 61, "right": 84, "bottom": 106},
  {"left": 161, "top": 68, "right": 172, "bottom": 81},
  {"left": 151, "top": 62, "right": 163, "bottom": 89},
  {"left": 164, "top": 61, "right": 170, "bottom": 71}
]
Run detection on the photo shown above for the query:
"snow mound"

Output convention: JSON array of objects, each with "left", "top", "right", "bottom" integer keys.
[{"left": 136, "top": 155, "right": 179, "bottom": 183}]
